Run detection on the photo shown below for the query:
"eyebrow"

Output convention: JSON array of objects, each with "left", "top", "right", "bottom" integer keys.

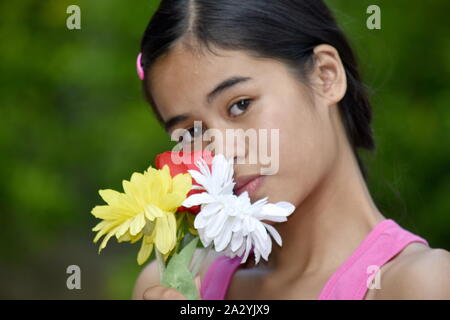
[
  {"left": 206, "top": 76, "right": 253, "bottom": 104},
  {"left": 164, "top": 76, "right": 253, "bottom": 131},
  {"left": 164, "top": 114, "right": 189, "bottom": 132}
]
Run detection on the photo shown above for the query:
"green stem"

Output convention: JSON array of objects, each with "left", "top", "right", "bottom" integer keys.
[
  {"left": 155, "top": 249, "right": 165, "bottom": 281},
  {"left": 190, "top": 243, "right": 211, "bottom": 277}
]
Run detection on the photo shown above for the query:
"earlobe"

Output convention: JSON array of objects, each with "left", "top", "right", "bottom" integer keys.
[{"left": 311, "top": 44, "right": 347, "bottom": 105}]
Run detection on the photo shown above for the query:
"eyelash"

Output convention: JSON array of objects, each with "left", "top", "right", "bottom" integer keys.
[
  {"left": 228, "top": 99, "right": 253, "bottom": 118},
  {"left": 178, "top": 99, "right": 253, "bottom": 144}
]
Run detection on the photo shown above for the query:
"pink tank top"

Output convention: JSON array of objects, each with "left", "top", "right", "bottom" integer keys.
[{"left": 200, "top": 218, "right": 429, "bottom": 300}]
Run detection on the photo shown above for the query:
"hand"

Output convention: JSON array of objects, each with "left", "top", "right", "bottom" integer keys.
[{"left": 142, "top": 275, "right": 202, "bottom": 300}]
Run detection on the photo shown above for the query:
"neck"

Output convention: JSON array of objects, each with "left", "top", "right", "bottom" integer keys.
[{"left": 266, "top": 141, "right": 385, "bottom": 280}]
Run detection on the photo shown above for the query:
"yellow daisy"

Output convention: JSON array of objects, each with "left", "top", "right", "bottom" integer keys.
[{"left": 91, "top": 164, "right": 192, "bottom": 265}]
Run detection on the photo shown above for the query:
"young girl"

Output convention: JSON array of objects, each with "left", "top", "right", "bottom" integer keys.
[{"left": 132, "top": 0, "right": 450, "bottom": 300}]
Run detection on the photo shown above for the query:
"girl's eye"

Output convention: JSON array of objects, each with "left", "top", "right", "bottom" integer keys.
[
  {"left": 178, "top": 125, "right": 204, "bottom": 144},
  {"left": 228, "top": 99, "right": 252, "bottom": 117}
]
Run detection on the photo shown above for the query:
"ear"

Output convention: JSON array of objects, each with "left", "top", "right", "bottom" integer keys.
[{"left": 309, "top": 44, "right": 347, "bottom": 106}]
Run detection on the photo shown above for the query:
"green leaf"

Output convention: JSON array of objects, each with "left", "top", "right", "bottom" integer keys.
[{"left": 160, "top": 236, "right": 199, "bottom": 300}]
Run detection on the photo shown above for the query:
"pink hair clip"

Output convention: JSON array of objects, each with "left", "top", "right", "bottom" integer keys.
[{"left": 136, "top": 52, "right": 144, "bottom": 80}]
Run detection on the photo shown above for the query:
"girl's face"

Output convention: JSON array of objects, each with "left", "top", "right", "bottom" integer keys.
[{"left": 147, "top": 42, "right": 346, "bottom": 208}]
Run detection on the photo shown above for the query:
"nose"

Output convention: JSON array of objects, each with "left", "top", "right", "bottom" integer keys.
[
  {"left": 218, "top": 131, "right": 248, "bottom": 163},
  {"left": 201, "top": 125, "right": 248, "bottom": 166}
]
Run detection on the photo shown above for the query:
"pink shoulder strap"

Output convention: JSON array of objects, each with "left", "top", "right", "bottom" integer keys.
[
  {"left": 317, "top": 218, "right": 429, "bottom": 300},
  {"left": 200, "top": 255, "right": 242, "bottom": 300},
  {"left": 200, "top": 219, "right": 429, "bottom": 300}
]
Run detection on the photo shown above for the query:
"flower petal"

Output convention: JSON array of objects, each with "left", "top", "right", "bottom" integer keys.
[
  {"left": 144, "top": 204, "right": 164, "bottom": 221},
  {"left": 154, "top": 213, "right": 176, "bottom": 254},
  {"left": 171, "top": 173, "right": 192, "bottom": 196},
  {"left": 115, "top": 218, "right": 132, "bottom": 239},
  {"left": 263, "top": 223, "right": 282, "bottom": 246},
  {"left": 214, "top": 222, "right": 233, "bottom": 251},
  {"left": 274, "top": 201, "right": 296, "bottom": 215},
  {"left": 199, "top": 201, "right": 223, "bottom": 218},
  {"left": 187, "top": 169, "right": 209, "bottom": 189},
  {"left": 182, "top": 192, "right": 214, "bottom": 207},
  {"left": 98, "top": 224, "right": 121, "bottom": 253},
  {"left": 137, "top": 236, "right": 154, "bottom": 265},
  {"left": 205, "top": 209, "right": 228, "bottom": 238},
  {"left": 240, "top": 236, "right": 253, "bottom": 264},
  {"left": 129, "top": 212, "right": 146, "bottom": 236},
  {"left": 231, "top": 231, "right": 244, "bottom": 252}
]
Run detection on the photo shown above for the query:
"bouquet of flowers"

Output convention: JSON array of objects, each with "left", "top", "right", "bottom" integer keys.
[{"left": 91, "top": 150, "right": 295, "bottom": 299}]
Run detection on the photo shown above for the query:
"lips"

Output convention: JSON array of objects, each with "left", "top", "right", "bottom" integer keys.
[{"left": 233, "top": 174, "right": 264, "bottom": 196}]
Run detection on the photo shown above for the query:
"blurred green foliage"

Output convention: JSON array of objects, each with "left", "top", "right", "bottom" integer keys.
[{"left": 0, "top": 0, "right": 448, "bottom": 299}]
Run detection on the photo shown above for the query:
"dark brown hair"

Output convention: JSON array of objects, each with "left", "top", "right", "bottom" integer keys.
[{"left": 139, "top": 0, "right": 375, "bottom": 180}]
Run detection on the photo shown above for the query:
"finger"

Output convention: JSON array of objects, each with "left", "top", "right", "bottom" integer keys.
[{"left": 143, "top": 286, "right": 187, "bottom": 300}]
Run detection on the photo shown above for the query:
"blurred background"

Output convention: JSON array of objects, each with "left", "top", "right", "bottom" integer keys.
[{"left": 0, "top": 0, "right": 449, "bottom": 299}]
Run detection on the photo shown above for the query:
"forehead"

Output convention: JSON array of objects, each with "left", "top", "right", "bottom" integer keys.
[{"left": 147, "top": 43, "right": 285, "bottom": 120}]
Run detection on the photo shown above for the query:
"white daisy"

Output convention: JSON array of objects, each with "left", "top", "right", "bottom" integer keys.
[{"left": 182, "top": 153, "right": 295, "bottom": 264}]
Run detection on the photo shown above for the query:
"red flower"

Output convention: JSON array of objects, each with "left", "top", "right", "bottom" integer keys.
[{"left": 155, "top": 150, "right": 214, "bottom": 214}]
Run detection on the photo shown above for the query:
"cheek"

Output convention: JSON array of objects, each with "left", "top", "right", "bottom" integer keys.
[{"left": 260, "top": 99, "right": 334, "bottom": 205}]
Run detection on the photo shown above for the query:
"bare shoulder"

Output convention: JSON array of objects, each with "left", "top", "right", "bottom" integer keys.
[
  {"left": 131, "top": 248, "right": 222, "bottom": 300},
  {"left": 372, "top": 244, "right": 450, "bottom": 300}
]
